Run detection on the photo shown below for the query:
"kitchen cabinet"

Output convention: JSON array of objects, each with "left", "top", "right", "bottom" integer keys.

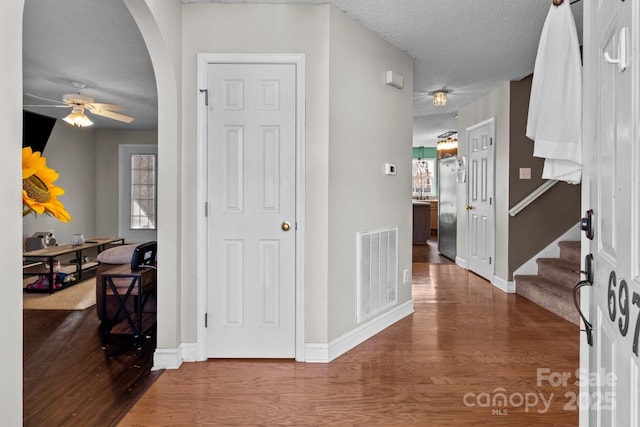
[{"left": 412, "top": 201, "right": 431, "bottom": 244}]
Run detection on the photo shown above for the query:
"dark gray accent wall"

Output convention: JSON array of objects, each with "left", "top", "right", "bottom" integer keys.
[{"left": 507, "top": 76, "right": 581, "bottom": 279}]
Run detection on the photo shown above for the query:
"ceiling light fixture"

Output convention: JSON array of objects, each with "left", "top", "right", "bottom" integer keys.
[
  {"left": 432, "top": 90, "right": 448, "bottom": 107},
  {"left": 436, "top": 131, "right": 458, "bottom": 151},
  {"left": 63, "top": 106, "right": 93, "bottom": 127}
]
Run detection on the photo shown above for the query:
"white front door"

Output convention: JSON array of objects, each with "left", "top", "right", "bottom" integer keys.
[
  {"left": 466, "top": 118, "right": 495, "bottom": 281},
  {"left": 206, "top": 62, "right": 297, "bottom": 358},
  {"left": 582, "top": 0, "right": 640, "bottom": 424}
]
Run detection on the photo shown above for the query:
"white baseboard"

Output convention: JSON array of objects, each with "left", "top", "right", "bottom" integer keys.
[
  {"left": 303, "top": 299, "right": 414, "bottom": 363},
  {"left": 181, "top": 343, "right": 198, "bottom": 362},
  {"left": 157, "top": 301, "right": 414, "bottom": 367},
  {"left": 303, "top": 343, "right": 330, "bottom": 363},
  {"left": 153, "top": 342, "right": 198, "bottom": 370},
  {"left": 153, "top": 347, "right": 182, "bottom": 370},
  {"left": 455, "top": 256, "right": 514, "bottom": 293},
  {"left": 492, "top": 275, "right": 515, "bottom": 293}
]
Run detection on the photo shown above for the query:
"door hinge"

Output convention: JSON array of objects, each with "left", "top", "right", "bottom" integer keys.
[
  {"left": 490, "top": 137, "right": 493, "bottom": 145},
  {"left": 489, "top": 257, "right": 492, "bottom": 265},
  {"left": 199, "top": 89, "right": 209, "bottom": 106},
  {"left": 205, "top": 202, "right": 208, "bottom": 217},
  {"left": 205, "top": 312, "right": 208, "bottom": 328},
  {"left": 490, "top": 197, "right": 492, "bottom": 205}
]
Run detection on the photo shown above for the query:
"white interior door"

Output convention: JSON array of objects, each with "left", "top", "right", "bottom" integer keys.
[
  {"left": 466, "top": 118, "right": 495, "bottom": 281},
  {"left": 582, "top": 0, "right": 640, "bottom": 424},
  {"left": 206, "top": 62, "right": 296, "bottom": 358}
]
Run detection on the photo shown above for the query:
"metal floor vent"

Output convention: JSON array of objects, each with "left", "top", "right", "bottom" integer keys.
[{"left": 357, "top": 227, "right": 398, "bottom": 323}]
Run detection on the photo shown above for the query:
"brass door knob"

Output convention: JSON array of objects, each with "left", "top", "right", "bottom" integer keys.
[
  {"left": 466, "top": 205, "right": 473, "bottom": 210},
  {"left": 282, "top": 222, "right": 291, "bottom": 231}
]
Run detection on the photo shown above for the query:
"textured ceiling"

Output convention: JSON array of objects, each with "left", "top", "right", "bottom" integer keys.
[
  {"left": 22, "top": 0, "right": 584, "bottom": 143},
  {"left": 192, "top": 0, "right": 583, "bottom": 146}
]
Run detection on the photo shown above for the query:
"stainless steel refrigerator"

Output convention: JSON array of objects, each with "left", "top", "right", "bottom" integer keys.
[{"left": 438, "top": 156, "right": 457, "bottom": 260}]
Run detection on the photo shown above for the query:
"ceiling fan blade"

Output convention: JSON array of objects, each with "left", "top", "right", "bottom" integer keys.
[
  {"left": 25, "top": 93, "right": 67, "bottom": 105},
  {"left": 23, "top": 104, "right": 70, "bottom": 108},
  {"left": 89, "top": 102, "right": 123, "bottom": 111},
  {"left": 88, "top": 108, "right": 135, "bottom": 123}
]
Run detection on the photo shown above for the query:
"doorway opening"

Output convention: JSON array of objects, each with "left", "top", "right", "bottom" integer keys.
[{"left": 411, "top": 142, "right": 456, "bottom": 266}]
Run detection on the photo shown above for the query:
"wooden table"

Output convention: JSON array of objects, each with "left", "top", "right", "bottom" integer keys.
[{"left": 23, "top": 237, "right": 125, "bottom": 294}]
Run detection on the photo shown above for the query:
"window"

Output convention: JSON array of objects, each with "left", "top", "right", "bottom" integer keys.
[
  {"left": 130, "top": 154, "right": 156, "bottom": 229},
  {"left": 412, "top": 158, "right": 436, "bottom": 199}
]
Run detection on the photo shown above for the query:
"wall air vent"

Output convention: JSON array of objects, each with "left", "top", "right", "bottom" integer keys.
[{"left": 357, "top": 227, "right": 398, "bottom": 323}]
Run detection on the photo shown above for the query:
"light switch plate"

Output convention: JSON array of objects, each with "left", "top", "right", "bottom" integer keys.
[
  {"left": 519, "top": 168, "right": 531, "bottom": 179},
  {"left": 385, "top": 163, "right": 397, "bottom": 175}
]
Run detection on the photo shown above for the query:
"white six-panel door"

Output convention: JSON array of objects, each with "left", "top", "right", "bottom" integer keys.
[
  {"left": 583, "top": 0, "right": 640, "bottom": 424},
  {"left": 466, "top": 118, "right": 495, "bottom": 282},
  {"left": 206, "top": 63, "right": 297, "bottom": 358}
]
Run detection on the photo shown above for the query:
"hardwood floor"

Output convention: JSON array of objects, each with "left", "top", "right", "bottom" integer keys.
[
  {"left": 412, "top": 231, "right": 454, "bottom": 264},
  {"left": 120, "top": 262, "right": 580, "bottom": 426},
  {"left": 23, "top": 308, "right": 161, "bottom": 427}
]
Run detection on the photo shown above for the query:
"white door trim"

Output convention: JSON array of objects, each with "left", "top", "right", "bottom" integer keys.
[
  {"left": 465, "top": 117, "right": 496, "bottom": 282},
  {"left": 195, "top": 53, "right": 306, "bottom": 361}
]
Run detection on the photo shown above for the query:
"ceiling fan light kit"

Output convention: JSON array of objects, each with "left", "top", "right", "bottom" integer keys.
[{"left": 63, "top": 106, "right": 93, "bottom": 127}]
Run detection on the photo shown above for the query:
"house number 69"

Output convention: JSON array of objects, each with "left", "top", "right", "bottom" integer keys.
[{"left": 607, "top": 271, "right": 640, "bottom": 356}]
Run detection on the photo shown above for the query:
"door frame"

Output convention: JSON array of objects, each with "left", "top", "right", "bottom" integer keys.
[
  {"left": 195, "top": 53, "right": 306, "bottom": 361},
  {"left": 580, "top": 4, "right": 595, "bottom": 424},
  {"left": 465, "top": 117, "right": 496, "bottom": 283}
]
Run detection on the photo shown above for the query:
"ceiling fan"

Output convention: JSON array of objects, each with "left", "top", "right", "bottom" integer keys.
[{"left": 24, "top": 82, "right": 135, "bottom": 127}]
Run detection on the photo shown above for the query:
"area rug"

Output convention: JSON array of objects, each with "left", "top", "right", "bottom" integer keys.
[{"left": 23, "top": 277, "right": 96, "bottom": 311}]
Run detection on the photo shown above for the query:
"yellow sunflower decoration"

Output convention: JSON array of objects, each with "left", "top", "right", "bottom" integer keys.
[{"left": 22, "top": 147, "right": 72, "bottom": 223}]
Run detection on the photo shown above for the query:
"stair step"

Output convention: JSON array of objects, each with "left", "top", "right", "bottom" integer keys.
[
  {"left": 558, "top": 241, "right": 581, "bottom": 265},
  {"left": 536, "top": 257, "right": 580, "bottom": 291},
  {"left": 515, "top": 275, "right": 579, "bottom": 325}
]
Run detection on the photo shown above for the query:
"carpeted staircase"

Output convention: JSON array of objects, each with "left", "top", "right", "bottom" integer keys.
[{"left": 514, "top": 241, "right": 580, "bottom": 325}]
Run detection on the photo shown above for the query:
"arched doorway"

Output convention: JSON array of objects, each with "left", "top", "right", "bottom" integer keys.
[{"left": 16, "top": 0, "right": 181, "bottom": 422}]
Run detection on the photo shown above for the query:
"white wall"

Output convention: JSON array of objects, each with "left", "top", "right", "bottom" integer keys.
[
  {"left": 2, "top": 1, "right": 24, "bottom": 424},
  {"left": 457, "top": 82, "right": 511, "bottom": 281},
  {"left": 181, "top": 3, "right": 331, "bottom": 343},
  {"left": 23, "top": 121, "right": 97, "bottom": 245},
  {"left": 125, "top": 0, "right": 183, "bottom": 359},
  {"left": 5, "top": 9, "right": 413, "bottom": 414},
  {"left": 327, "top": 7, "right": 414, "bottom": 340},
  {"left": 95, "top": 129, "right": 158, "bottom": 237},
  {"left": 182, "top": 3, "right": 414, "bottom": 348}
]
